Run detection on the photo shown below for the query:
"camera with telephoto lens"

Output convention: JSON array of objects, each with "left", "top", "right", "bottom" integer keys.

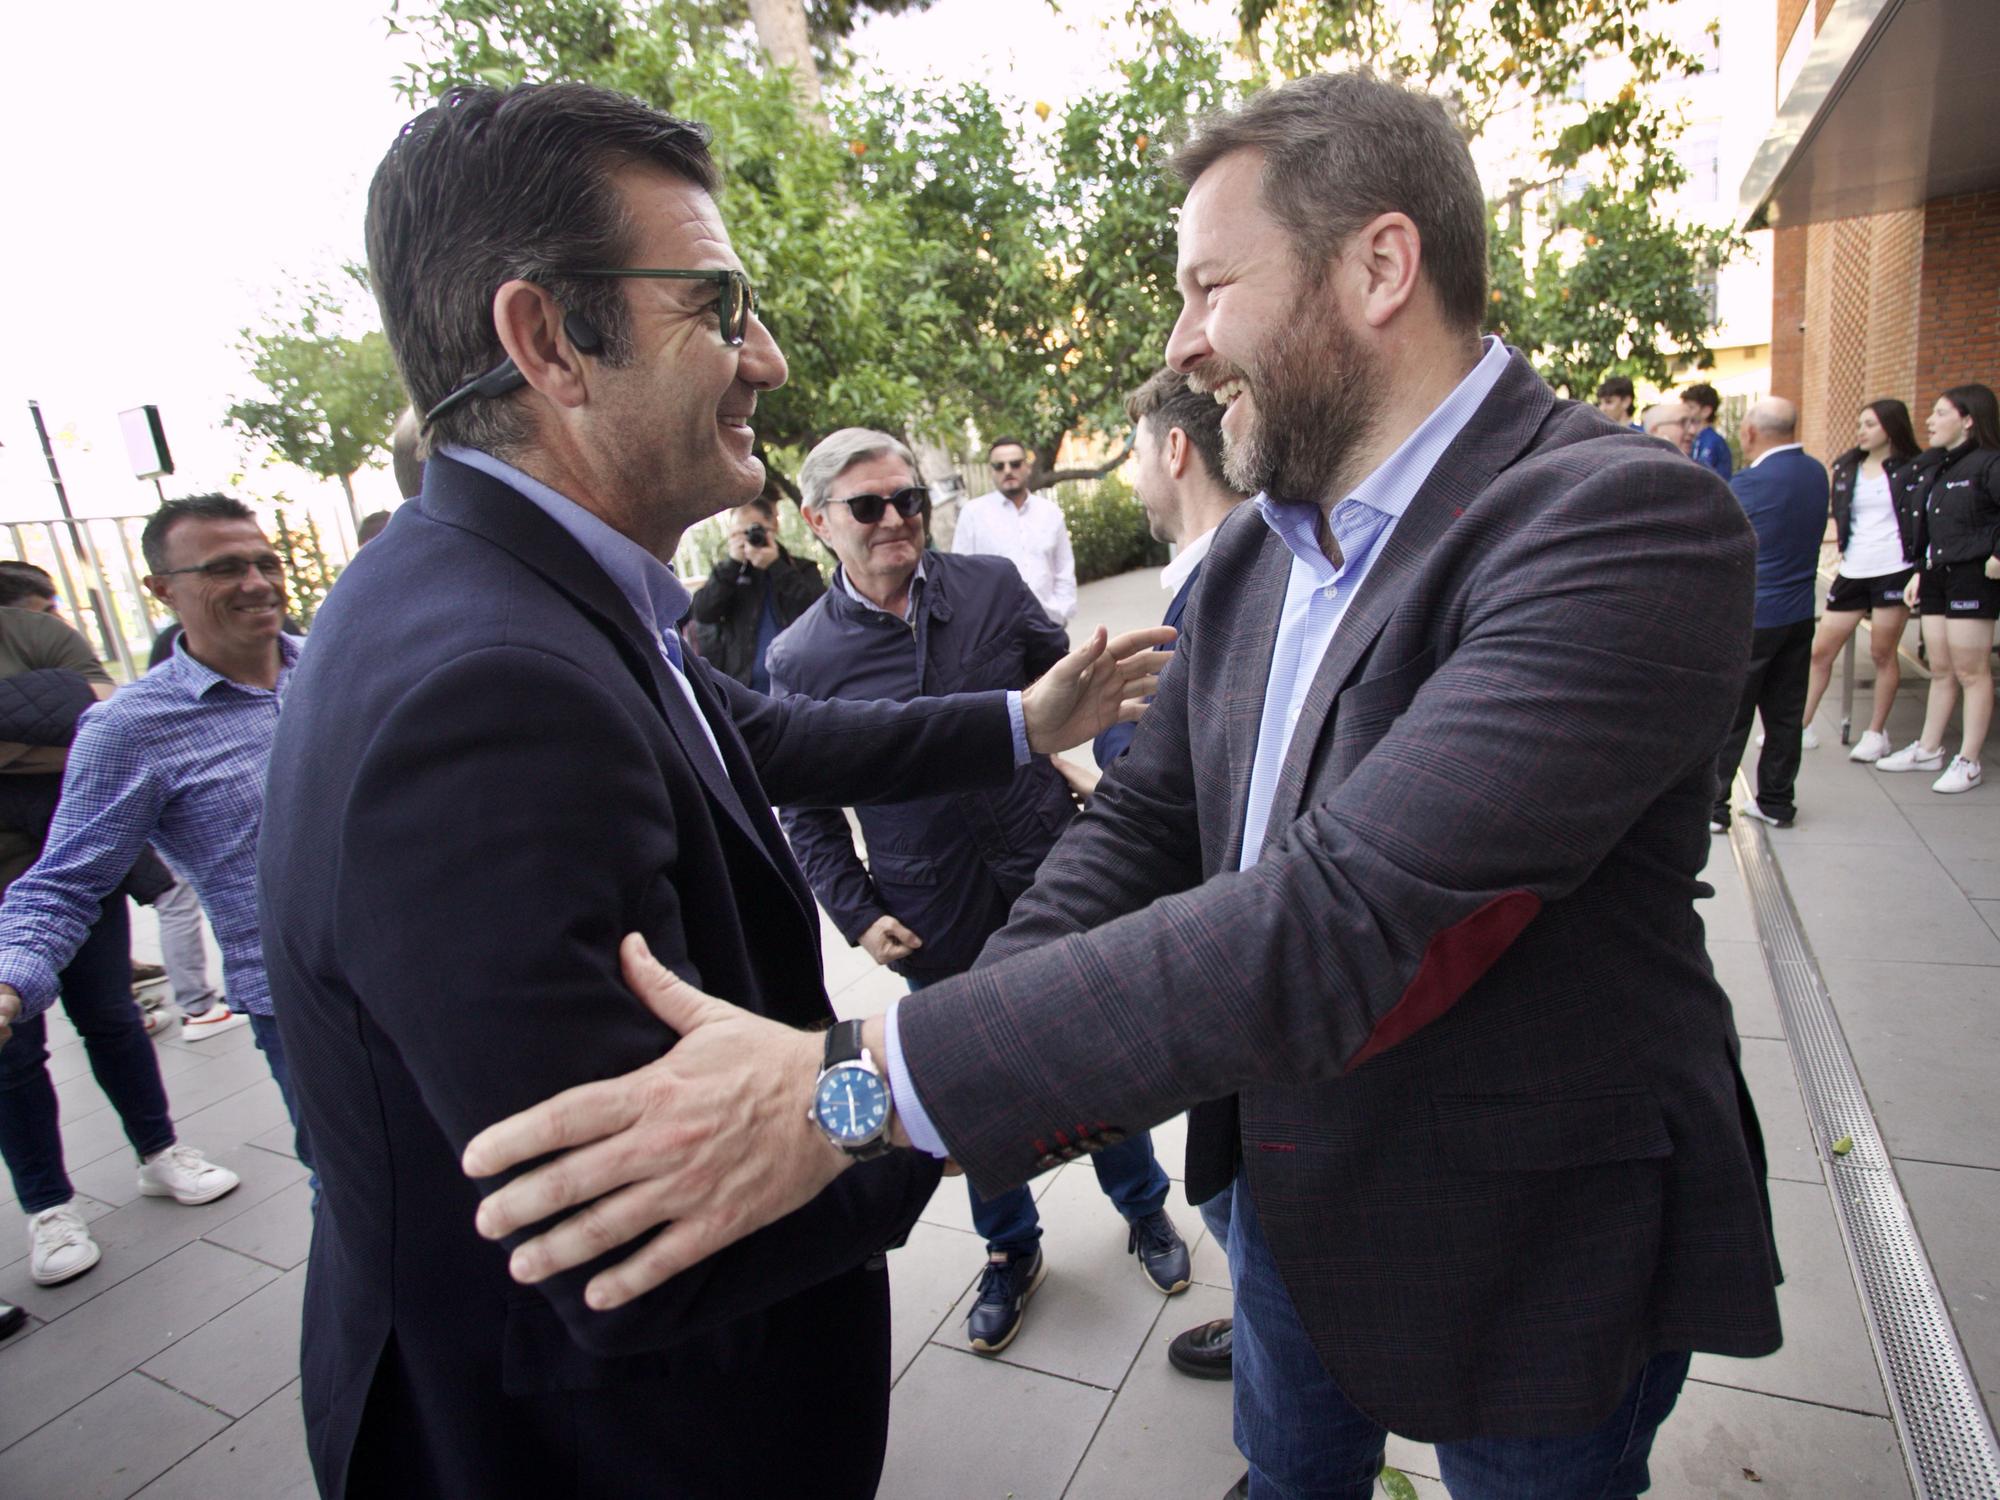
[{"left": 744, "top": 524, "right": 770, "bottom": 548}]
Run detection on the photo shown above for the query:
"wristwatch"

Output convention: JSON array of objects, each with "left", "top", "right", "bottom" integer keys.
[{"left": 809, "top": 1019, "right": 897, "bottom": 1160}]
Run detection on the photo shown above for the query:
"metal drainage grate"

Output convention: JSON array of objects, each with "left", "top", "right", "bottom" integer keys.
[{"left": 1731, "top": 817, "right": 2000, "bottom": 1499}]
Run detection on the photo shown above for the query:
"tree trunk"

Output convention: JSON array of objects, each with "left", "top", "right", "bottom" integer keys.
[
  {"left": 337, "top": 470, "right": 362, "bottom": 531},
  {"left": 745, "top": 0, "right": 827, "bottom": 128}
]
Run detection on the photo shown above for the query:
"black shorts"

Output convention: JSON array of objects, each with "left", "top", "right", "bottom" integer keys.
[
  {"left": 1917, "top": 561, "right": 2000, "bottom": 620},
  {"left": 1826, "top": 569, "right": 1912, "bottom": 614}
]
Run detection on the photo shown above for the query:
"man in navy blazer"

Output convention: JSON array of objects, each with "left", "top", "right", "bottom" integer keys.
[
  {"left": 256, "top": 82, "right": 1160, "bottom": 1500},
  {"left": 1709, "top": 397, "right": 1831, "bottom": 831}
]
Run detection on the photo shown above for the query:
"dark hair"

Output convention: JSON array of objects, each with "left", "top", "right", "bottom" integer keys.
[
  {"left": 1172, "top": 72, "right": 1488, "bottom": 332},
  {"left": 987, "top": 436, "right": 1028, "bottom": 459},
  {"left": 1941, "top": 383, "right": 2000, "bottom": 450},
  {"left": 366, "top": 82, "right": 718, "bottom": 456},
  {"left": 357, "top": 510, "right": 394, "bottom": 546},
  {"left": 1126, "top": 368, "right": 1238, "bottom": 494},
  {"left": 141, "top": 495, "right": 257, "bottom": 573},
  {"left": 0, "top": 560, "right": 55, "bottom": 590},
  {"left": 1681, "top": 383, "right": 1720, "bottom": 418},
  {"left": 1596, "top": 375, "right": 1635, "bottom": 403},
  {"left": 1861, "top": 399, "right": 1921, "bottom": 463},
  {"left": 0, "top": 572, "right": 56, "bottom": 609},
  {"left": 733, "top": 496, "right": 777, "bottom": 522}
]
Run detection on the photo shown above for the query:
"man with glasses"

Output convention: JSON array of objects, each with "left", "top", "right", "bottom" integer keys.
[
  {"left": 953, "top": 437, "right": 1079, "bottom": 625},
  {"left": 254, "top": 82, "right": 1164, "bottom": 1500},
  {"left": 768, "top": 428, "right": 1189, "bottom": 1356},
  {"left": 0, "top": 493, "right": 321, "bottom": 1288}
]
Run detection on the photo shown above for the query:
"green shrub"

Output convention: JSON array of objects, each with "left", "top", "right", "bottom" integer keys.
[{"left": 1058, "top": 472, "right": 1169, "bottom": 584}]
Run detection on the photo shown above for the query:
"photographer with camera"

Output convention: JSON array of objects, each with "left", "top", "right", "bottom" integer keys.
[{"left": 688, "top": 496, "right": 825, "bottom": 689}]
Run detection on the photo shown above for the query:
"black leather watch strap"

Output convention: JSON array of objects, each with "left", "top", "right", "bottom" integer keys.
[{"left": 823, "top": 1018, "right": 867, "bottom": 1070}]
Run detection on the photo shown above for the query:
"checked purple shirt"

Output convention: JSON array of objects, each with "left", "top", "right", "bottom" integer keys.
[{"left": 0, "top": 634, "right": 301, "bottom": 1020}]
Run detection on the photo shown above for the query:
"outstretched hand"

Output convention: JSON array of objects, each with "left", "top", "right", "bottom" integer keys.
[
  {"left": 1020, "top": 625, "right": 1175, "bottom": 755},
  {"left": 461, "top": 934, "right": 847, "bottom": 1310}
]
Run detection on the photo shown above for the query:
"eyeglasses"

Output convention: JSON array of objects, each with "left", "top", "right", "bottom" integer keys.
[
  {"left": 825, "top": 487, "right": 928, "bottom": 525},
  {"left": 422, "top": 267, "right": 760, "bottom": 427},
  {"left": 155, "top": 555, "right": 286, "bottom": 583},
  {"left": 567, "top": 268, "right": 757, "bottom": 347},
  {"left": 991, "top": 458, "right": 1028, "bottom": 472}
]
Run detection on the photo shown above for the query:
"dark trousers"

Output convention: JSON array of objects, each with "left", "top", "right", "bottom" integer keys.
[
  {"left": 1712, "top": 618, "right": 1815, "bottom": 823},
  {"left": 0, "top": 900, "right": 175, "bottom": 1214},
  {"left": 249, "top": 1011, "right": 317, "bottom": 1194}
]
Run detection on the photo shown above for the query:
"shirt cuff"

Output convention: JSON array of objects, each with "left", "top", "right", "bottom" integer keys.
[
  {"left": 883, "top": 995, "right": 951, "bottom": 1159},
  {"left": 1005, "top": 690, "right": 1030, "bottom": 768},
  {"left": 0, "top": 953, "right": 60, "bottom": 1021}
]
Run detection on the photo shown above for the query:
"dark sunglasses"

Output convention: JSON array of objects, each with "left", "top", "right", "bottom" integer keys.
[
  {"left": 991, "top": 458, "right": 1028, "bottom": 472},
  {"left": 825, "top": 486, "right": 928, "bottom": 525}
]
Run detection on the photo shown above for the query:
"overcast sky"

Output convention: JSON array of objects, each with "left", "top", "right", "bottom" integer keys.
[{"left": 0, "top": 0, "right": 1235, "bottom": 526}]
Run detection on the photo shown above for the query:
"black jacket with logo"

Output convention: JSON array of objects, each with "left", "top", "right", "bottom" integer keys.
[
  {"left": 1828, "top": 450, "right": 1919, "bottom": 563},
  {"left": 1901, "top": 443, "right": 2000, "bottom": 568}
]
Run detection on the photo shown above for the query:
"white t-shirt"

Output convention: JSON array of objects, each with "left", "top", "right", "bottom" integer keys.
[{"left": 1840, "top": 469, "right": 1909, "bottom": 578}]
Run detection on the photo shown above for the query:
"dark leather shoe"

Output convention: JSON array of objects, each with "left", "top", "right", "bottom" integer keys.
[
  {"left": 966, "top": 1247, "right": 1046, "bottom": 1355},
  {"left": 1223, "top": 1475, "right": 1249, "bottom": 1499},
  {"left": 0, "top": 1299, "right": 26, "bottom": 1341},
  {"left": 1127, "top": 1208, "right": 1191, "bottom": 1294},
  {"left": 1168, "top": 1316, "right": 1233, "bottom": 1379}
]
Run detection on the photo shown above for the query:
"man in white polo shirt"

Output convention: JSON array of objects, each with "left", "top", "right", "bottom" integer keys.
[{"left": 952, "top": 436, "right": 1078, "bottom": 625}]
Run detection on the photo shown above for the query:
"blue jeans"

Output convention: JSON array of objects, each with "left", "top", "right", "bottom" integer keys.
[
  {"left": 249, "top": 1012, "right": 317, "bottom": 1193},
  {"left": 0, "top": 900, "right": 175, "bottom": 1214},
  {"left": 1227, "top": 1176, "right": 1690, "bottom": 1500},
  {"left": 904, "top": 975, "right": 1171, "bottom": 1256}
]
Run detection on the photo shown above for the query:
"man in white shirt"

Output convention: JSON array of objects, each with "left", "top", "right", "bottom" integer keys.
[{"left": 952, "top": 437, "right": 1078, "bottom": 624}]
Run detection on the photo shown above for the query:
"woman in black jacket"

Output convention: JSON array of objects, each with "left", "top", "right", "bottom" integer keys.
[
  {"left": 1876, "top": 383, "right": 2000, "bottom": 793},
  {"left": 1802, "top": 399, "right": 1921, "bottom": 763}
]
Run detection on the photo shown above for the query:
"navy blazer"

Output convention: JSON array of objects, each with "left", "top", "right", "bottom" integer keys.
[
  {"left": 1093, "top": 561, "right": 1199, "bottom": 766},
  {"left": 1730, "top": 447, "right": 1830, "bottom": 628},
  {"left": 256, "top": 456, "right": 1021, "bottom": 1498},
  {"left": 768, "top": 551, "right": 1074, "bottom": 981}
]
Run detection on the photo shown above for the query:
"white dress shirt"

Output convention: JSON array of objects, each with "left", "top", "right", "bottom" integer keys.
[{"left": 951, "top": 489, "right": 1078, "bottom": 625}]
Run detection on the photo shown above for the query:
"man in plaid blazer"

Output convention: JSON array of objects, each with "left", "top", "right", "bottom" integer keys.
[{"left": 468, "top": 72, "right": 1783, "bottom": 1499}]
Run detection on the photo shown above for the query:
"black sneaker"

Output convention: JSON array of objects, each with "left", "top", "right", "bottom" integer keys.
[
  {"left": 966, "top": 1247, "right": 1046, "bottom": 1355},
  {"left": 0, "top": 1299, "right": 25, "bottom": 1340},
  {"left": 1167, "top": 1316, "right": 1233, "bottom": 1379},
  {"left": 1127, "top": 1208, "right": 1191, "bottom": 1294}
]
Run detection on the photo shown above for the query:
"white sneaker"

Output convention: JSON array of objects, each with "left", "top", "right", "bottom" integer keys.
[
  {"left": 1876, "top": 741, "right": 1946, "bottom": 773},
  {"left": 138, "top": 992, "right": 177, "bottom": 1038},
  {"left": 1933, "top": 757, "right": 1983, "bottom": 795},
  {"left": 136, "top": 1145, "right": 240, "bottom": 1206},
  {"left": 1801, "top": 724, "right": 1821, "bottom": 750},
  {"left": 27, "top": 1202, "right": 102, "bottom": 1286},
  {"left": 178, "top": 1001, "right": 248, "bottom": 1042},
  {"left": 1849, "top": 729, "right": 1893, "bottom": 763}
]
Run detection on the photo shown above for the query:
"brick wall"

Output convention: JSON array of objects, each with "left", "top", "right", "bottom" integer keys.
[
  {"left": 1792, "top": 210, "right": 1924, "bottom": 458},
  {"left": 1771, "top": 226, "right": 1808, "bottom": 405},
  {"left": 1913, "top": 191, "right": 2000, "bottom": 409},
  {"left": 1778, "top": 0, "right": 1809, "bottom": 50}
]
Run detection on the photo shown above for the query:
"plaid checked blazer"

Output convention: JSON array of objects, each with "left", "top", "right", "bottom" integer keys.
[{"left": 897, "top": 352, "right": 1784, "bottom": 1441}]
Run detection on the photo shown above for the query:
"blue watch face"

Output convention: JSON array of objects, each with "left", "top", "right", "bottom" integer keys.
[{"left": 815, "top": 1063, "right": 889, "bottom": 1145}]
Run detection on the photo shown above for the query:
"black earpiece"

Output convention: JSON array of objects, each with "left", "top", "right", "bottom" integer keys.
[{"left": 563, "top": 312, "right": 604, "bottom": 355}]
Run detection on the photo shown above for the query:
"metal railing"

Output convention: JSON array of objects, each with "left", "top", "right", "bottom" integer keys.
[{"left": 4, "top": 514, "right": 167, "bottom": 682}]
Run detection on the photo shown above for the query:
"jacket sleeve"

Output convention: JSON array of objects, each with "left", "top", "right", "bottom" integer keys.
[
  {"left": 771, "top": 555, "right": 827, "bottom": 623},
  {"left": 688, "top": 559, "right": 747, "bottom": 623},
  {"left": 1018, "top": 573, "right": 1074, "bottom": 681},
  {"left": 331, "top": 644, "right": 940, "bottom": 1361},
  {"left": 778, "top": 804, "right": 887, "bottom": 945},
  {"left": 901, "top": 458, "right": 1757, "bottom": 1199}
]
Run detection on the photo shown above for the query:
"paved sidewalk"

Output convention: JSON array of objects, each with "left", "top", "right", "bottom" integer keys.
[{"left": 0, "top": 567, "right": 1987, "bottom": 1497}]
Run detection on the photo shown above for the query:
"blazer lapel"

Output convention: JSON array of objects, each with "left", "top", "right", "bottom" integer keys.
[
  {"left": 1256, "top": 354, "right": 1557, "bottom": 849},
  {"left": 1218, "top": 526, "right": 1296, "bottom": 872}
]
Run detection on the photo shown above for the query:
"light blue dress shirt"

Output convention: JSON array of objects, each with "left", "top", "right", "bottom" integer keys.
[{"left": 886, "top": 335, "right": 1514, "bottom": 1158}]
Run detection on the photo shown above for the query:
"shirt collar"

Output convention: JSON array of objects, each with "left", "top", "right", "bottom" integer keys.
[
  {"left": 441, "top": 444, "right": 691, "bottom": 643},
  {"left": 1161, "top": 524, "right": 1218, "bottom": 594},
  {"left": 160, "top": 632, "right": 302, "bottom": 701},
  {"left": 836, "top": 557, "right": 927, "bottom": 620},
  {"left": 1256, "top": 334, "right": 1513, "bottom": 573},
  {"left": 1751, "top": 443, "right": 1803, "bottom": 468}
]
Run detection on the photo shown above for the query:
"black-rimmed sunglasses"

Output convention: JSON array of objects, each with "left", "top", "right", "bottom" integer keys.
[{"left": 825, "top": 486, "right": 928, "bottom": 525}]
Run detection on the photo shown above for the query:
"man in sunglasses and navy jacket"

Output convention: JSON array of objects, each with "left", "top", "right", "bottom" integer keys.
[{"left": 768, "top": 427, "right": 1190, "bottom": 1357}]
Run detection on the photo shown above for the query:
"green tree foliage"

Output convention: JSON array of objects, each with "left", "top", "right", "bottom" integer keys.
[
  {"left": 1057, "top": 470, "right": 1167, "bottom": 584},
  {"left": 1237, "top": 0, "right": 1742, "bottom": 394},
  {"left": 224, "top": 266, "right": 407, "bottom": 520}
]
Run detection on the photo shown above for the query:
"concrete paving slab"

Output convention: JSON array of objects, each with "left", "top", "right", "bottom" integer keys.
[
  {"left": 152, "top": 1018, "right": 262, "bottom": 1061},
  {"left": 197, "top": 1176, "right": 312, "bottom": 1271},
  {"left": 1818, "top": 957, "right": 2000, "bottom": 1171},
  {"left": 1651, "top": 1377, "right": 1911, "bottom": 1498},
  {"left": 1707, "top": 938, "right": 1783, "bottom": 1041},
  {"left": 1062, "top": 1282, "right": 1237, "bottom": 1500},
  {"left": 1774, "top": 759, "right": 1923, "bottom": 845},
  {"left": 1782, "top": 843, "right": 2000, "bottom": 965},
  {"left": 0, "top": 1370, "right": 230, "bottom": 1500},
  {"left": 141, "top": 1265, "right": 305, "bottom": 1418},
  {"left": 1189, "top": 1221, "right": 1230, "bottom": 1292},
  {"left": 887, "top": 1220, "right": 982, "bottom": 1382},
  {"left": 939, "top": 1162, "right": 1190, "bottom": 1390},
  {"left": 878, "top": 1343, "right": 1111, "bottom": 1500},
  {"left": 916, "top": 1154, "right": 1064, "bottom": 1237},
  {"left": 1692, "top": 1178, "right": 1888, "bottom": 1418},
  {"left": 0, "top": 1240, "right": 278, "bottom": 1450},
  {"left": 247, "top": 1122, "right": 302, "bottom": 1161},
  {"left": 1975, "top": 898, "right": 2000, "bottom": 944},
  {"left": 167, "top": 1077, "right": 294, "bottom": 1158},
  {"left": 1897, "top": 1159, "right": 2000, "bottom": 1411},
  {"left": 1738, "top": 1036, "right": 1822, "bottom": 1185},
  {"left": 132, "top": 1381, "right": 316, "bottom": 1500},
  {"left": 1897, "top": 804, "right": 2000, "bottom": 899}
]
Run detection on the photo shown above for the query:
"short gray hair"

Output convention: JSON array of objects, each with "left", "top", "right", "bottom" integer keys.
[{"left": 799, "top": 428, "right": 918, "bottom": 511}]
